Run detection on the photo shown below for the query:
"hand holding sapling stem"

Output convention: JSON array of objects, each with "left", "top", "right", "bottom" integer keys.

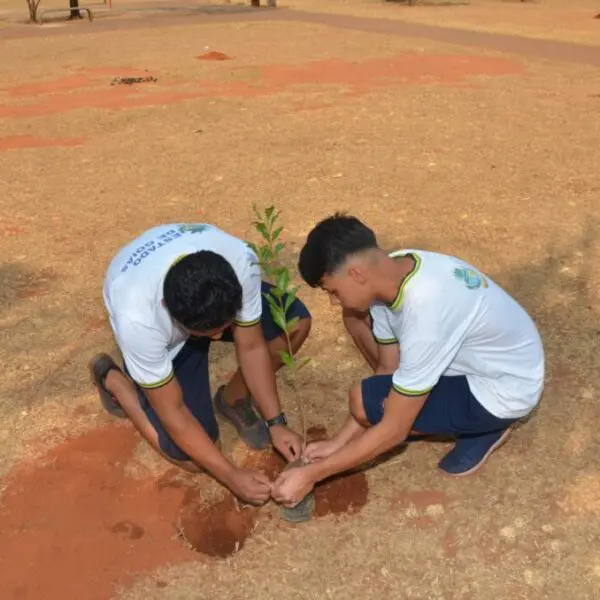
[
  {"left": 225, "top": 468, "right": 272, "bottom": 506},
  {"left": 303, "top": 439, "right": 344, "bottom": 462},
  {"left": 271, "top": 465, "right": 315, "bottom": 508}
]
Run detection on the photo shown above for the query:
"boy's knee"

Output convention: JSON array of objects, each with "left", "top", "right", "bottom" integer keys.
[
  {"left": 295, "top": 313, "right": 312, "bottom": 339},
  {"left": 349, "top": 384, "right": 370, "bottom": 428}
]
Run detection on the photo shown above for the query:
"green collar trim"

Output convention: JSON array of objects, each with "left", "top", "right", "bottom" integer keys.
[{"left": 387, "top": 252, "right": 421, "bottom": 311}]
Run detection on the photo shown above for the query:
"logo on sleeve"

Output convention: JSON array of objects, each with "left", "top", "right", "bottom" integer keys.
[{"left": 453, "top": 266, "right": 488, "bottom": 290}]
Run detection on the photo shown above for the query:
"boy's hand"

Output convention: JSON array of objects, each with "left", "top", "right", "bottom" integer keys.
[
  {"left": 272, "top": 465, "right": 315, "bottom": 508},
  {"left": 270, "top": 424, "right": 303, "bottom": 462},
  {"left": 303, "top": 439, "right": 341, "bottom": 462},
  {"left": 226, "top": 468, "right": 272, "bottom": 505}
]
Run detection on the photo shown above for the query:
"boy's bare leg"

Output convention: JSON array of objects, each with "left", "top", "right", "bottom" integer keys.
[
  {"left": 342, "top": 309, "right": 379, "bottom": 371},
  {"left": 103, "top": 369, "right": 210, "bottom": 474}
]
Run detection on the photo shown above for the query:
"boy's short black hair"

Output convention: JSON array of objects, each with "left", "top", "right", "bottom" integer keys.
[
  {"left": 163, "top": 251, "right": 242, "bottom": 330},
  {"left": 298, "top": 213, "right": 378, "bottom": 287}
]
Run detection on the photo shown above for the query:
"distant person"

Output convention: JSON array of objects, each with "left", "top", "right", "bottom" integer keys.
[
  {"left": 90, "top": 223, "right": 311, "bottom": 505},
  {"left": 273, "top": 214, "right": 544, "bottom": 507}
]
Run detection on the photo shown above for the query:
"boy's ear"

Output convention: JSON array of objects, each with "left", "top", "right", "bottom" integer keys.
[{"left": 348, "top": 265, "right": 366, "bottom": 284}]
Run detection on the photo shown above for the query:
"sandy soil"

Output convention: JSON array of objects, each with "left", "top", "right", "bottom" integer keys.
[{"left": 0, "top": 2, "right": 599, "bottom": 600}]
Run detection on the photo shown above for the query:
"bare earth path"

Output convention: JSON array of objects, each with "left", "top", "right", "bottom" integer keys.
[{"left": 2, "top": 7, "right": 600, "bottom": 66}]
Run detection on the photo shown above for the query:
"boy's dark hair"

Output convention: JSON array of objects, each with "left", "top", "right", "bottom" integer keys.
[
  {"left": 163, "top": 251, "right": 242, "bottom": 330},
  {"left": 298, "top": 213, "right": 378, "bottom": 287}
]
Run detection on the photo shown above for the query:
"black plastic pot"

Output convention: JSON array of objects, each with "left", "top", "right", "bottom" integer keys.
[{"left": 279, "top": 459, "right": 315, "bottom": 523}]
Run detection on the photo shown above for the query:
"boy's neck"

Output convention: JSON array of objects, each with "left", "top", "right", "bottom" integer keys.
[{"left": 374, "top": 253, "right": 415, "bottom": 306}]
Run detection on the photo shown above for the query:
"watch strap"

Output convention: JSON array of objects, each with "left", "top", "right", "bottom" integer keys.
[{"left": 266, "top": 412, "right": 287, "bottom": 428}]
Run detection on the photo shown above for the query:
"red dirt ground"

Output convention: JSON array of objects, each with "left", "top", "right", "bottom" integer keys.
[
  {"left": 0, "top": 54, "right": 522, "bottom": 119},
  {"left": 313, "top": 469, "right": 369, "bottom": 518},
  {"left": 0, "top": 424, "right": 199, "bottom": 600},
  {"left": 1, "top": 223, "right": 26, "bottom": 236},
  {"left": 257, "top": 54, "right": 523, "bottom": 95},
  {"left": 179, "top": 494, "right": 257, "bottom": 558},
  {"left": 196, "top": 51, "right": 233, "bottom": 61},
  {"left": 0, "top": 423, "right": 370, "bottom": 596},
  {"left": 0, "top": 135, "right": 85, "bottom": 151}
]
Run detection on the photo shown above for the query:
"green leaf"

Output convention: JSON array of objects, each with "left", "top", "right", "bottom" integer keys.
[
  {"left": 269, "top": 209, "right": 281, "bottom": 228},
  {"left": 272, "top": 226, "right": 283, "bottom": 241},
  {"left": 252, "top": 204, "right": 262, "bottom": 221},
  {"left": 279, "top": 350, "right": 294, "bottom": 370},
  {"left": 266, "top": 301, "right": 284, "bottom": 324},
  {"left": 270, "top": 305, "right": 285, "bottom": 326},
  {"left": 263, "top": 292, "right": 280, "bottom": 312},
  {"left": 260, "top": 247, "right": 271, "bottom": 263},
  {"left": 265, "top": 206, "right": 275, "bottom": 222},
  {"left": 272, "top": 309, "right": 287, "bottom": 332},
  {"left": 271, "top": 265, "right": 284, "bottom": 278},
  {"left": 270, "top": 286, "right": 284, "bottom": 299},
  {"left": 285, "top": 316, "right": 299, "bottom": 333},
  {"left": 256, "top": 222, "right": 269, "bottom": 242},
  {"left": 284, "top": 286, "right": 299, "bottom": 312},
  {"left": 274, "top": 242, "right": 285, "bottom": 255},
  {"left": 277, "top": 268, "right": 290, "bottom": 293}
]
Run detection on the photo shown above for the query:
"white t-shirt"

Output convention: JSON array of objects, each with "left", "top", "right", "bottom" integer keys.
[
  {"left": 370, "top": 250, "right": 544, "bottom": 419},
  {"left": 103, "top": 224, "right": 262, "bottom": 389}
]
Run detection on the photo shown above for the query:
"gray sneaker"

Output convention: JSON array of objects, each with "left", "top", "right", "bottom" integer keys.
[
  {"left": 89, "top": 353, "right": 127, "bottom": 418},
  {"left": 214, "top": 385, "right": 270, "bottom": 450}
]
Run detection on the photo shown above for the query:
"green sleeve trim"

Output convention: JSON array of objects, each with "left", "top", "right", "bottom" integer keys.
[
  {"left": 139, "top": 371, "right": 175, "bottom": 390},
  {"left": 374, "top": 336, "right": 398, "bottom": 346},
  {"left": 392, "top": 383, "right": 433, "bottom": 397},
  {"left": 234, "top": 317, "right": 261, "bottom": 328}
]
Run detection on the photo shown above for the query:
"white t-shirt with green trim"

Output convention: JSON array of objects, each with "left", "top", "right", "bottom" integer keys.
[
  {"left": 103, "top": 224, "right": 262, "bottom": 389},
  {"left": 370, "top": 250, "right": 544, "bottom": 419}
]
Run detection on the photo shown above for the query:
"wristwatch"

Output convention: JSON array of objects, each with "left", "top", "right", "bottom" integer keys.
[{"left": 265, "top": 412, "right": 288, "bottom": 428}]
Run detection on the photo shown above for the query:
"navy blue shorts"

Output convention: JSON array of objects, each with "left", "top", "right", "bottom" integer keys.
[
  {"left": 129, "top": 281, "right": 310, "bottom": 461},
  {"left": 361, "top": 374, "right": 517, "bottom": 435}
]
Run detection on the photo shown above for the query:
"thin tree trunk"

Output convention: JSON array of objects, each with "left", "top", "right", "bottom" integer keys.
[
  {"left": 68, "top": 0, "right": 82, "bottom": 19},
  {"left": 27, "top": 0, "right": 41, "bottom": 22}
]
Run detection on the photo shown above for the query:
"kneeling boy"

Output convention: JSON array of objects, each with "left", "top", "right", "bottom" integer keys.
[
  {"left": 273, "top": 214, "right": 543, "bottom": 507},
  {"left": 90, "top": 223, "right": 311, "bottom": 505}
]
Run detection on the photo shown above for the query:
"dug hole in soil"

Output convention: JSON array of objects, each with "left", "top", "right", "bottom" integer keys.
[{"left": 178, "top": 425, "right": 369, "bottom": 558}]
